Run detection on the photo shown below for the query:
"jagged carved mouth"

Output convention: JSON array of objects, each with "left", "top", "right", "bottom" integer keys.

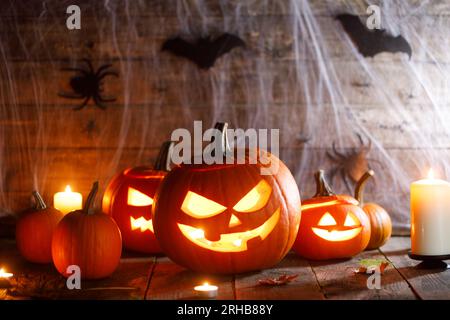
[
  {"left": 130, "top": 216, "right": 154, "bottom": 233},
  {"left": 177, "top": 208, "right": 280, "bottom": 252}
]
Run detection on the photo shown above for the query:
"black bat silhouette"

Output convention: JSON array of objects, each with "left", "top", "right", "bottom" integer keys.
[
  {"left": 161, "top": 33, "right": 245, "bottom": 69},
  {"left": 336, "top": 14, "right": 412, "bottom": 58}
]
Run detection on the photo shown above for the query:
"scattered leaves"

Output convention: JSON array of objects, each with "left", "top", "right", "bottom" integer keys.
[
  {"left": 258, "top": 274, "right": 299, "bottom": 286},
  {"left": 354, "top": 259, "right": 391, "bottom": 275}
]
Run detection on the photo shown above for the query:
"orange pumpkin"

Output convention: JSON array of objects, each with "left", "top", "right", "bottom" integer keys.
[
  {"left": 16, "top": 191, "right": 63, "bottom": 263},
  {"left": 103, "top": 141, "right": 173, "bottom": 253},
  {"left": 153, "top": 123, "right": 301, "bottom": 274},
  {"left": 355, "top": 170, "right": 392, "bottom": 249},
  {"left": 52, "top": 182, "right": 122, "bottom": 279},
  {"left": 293, "top": 170, "right": 370, "bottom": 260}
]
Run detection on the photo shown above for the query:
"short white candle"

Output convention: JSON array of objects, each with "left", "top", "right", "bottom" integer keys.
[
  {"left": 54, "top": 185, "right": 83, "bottom": 214},
  {"left": 0, "top": 268, "right": 13, "bottom": 278},
  {"left": 194, "top": 282, "right": 218, "bottom": 299},
  {"left": 411, "top": 169, "right": 450, "bottom": 255}
]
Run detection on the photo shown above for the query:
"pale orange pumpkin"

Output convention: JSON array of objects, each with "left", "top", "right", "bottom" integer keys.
[
  {"left": 52, "top": 182, "right": 122, "bottom": 279},
  {"left": 16, "top": 191, "right": 64, "bottom": 263},
  {"left": 355, "top": 170, "right": 392, "bottom": 249}
]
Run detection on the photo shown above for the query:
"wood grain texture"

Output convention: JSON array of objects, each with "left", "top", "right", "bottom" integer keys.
[
  {"left": 380, "top": 236, "right": 450, "bottom": 300},
  {"left": 0, "top": 239, "right": 152, "bottom": 299},
  {"left": 145, "top": 257, "right": 234, "bottom": 300},
  {"left": 308, "top": 246, "right": 417, "bottom": 299},
  {"left": 235, "top": 252, "right": 324, "bottom": 300},
  {"left": 1, "top": 237, "right": 450, "bottom": 300}
]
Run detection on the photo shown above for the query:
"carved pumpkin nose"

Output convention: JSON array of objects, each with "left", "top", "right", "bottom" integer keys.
[{"left": 228, "top": 214, "right": 242, "bottom": 228}]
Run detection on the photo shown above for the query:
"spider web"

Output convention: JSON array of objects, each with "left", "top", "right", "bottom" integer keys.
[{"left": 0, "top": 0, "right": 448, "bottom": 234}]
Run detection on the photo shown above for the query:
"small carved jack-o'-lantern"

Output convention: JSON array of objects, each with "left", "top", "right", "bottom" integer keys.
[
  {"left": 153, "top": 123, "right": 301, "bottom": 274},
  {"left": 293, "top": 170, "right": 370, "bottom": 260},
  {"left": 102, "top": 141, "right": 174, "bottom": 253}
]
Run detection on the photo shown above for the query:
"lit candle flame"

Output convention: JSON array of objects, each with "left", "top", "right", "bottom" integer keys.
[
  {"left": 427, "top": 168, "right": 435, "bottom": 179},
  {"left": 194, "top": 282, "right": 218, "bottom": 291},
  {"left": 65, "top": 185, "right": 72, "bottom": 192},
  {"left": 0, "top": 268, "right": 13, "bottom": 278}
]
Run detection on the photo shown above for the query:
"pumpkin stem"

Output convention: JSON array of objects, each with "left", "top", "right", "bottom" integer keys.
[
  {"left": 213, "top": 122, "right": 232, "bottom": 157},
  {"left": 154, "top": 141, "right": 174, "bottom": 172},
  {"left": 83, "top": 181, "right": 99, "bottom": 215},
  {"left": 313, "top": 170, "right": 335, "bottom": 197},
  {"left": 355, "top": 170, "right": 375, "bottom": 205},
  {"left": 32, "top": 191, "right": 47, "bottom": 210}
]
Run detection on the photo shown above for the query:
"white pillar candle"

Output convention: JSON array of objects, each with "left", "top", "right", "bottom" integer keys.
[
  {"left": 411, "top": 170, "right": 450, "bottom": 255},
  {"left": 54, "top": 185, "right": 83, "bottom": 214}
]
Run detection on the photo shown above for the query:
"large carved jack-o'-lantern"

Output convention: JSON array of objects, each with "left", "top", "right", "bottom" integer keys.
[
  {"left": 153, "top": 123, "right": 301, "bottom": 274},
  {"left": 102, "top": 141, "right": 174, "bottom": 253},
  {"left": 292, "top": 170, "right": 370, "bottom": 260}
]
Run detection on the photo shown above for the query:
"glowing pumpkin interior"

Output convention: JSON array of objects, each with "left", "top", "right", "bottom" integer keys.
[
  {"left": 311, "top": 211, "right": 362, "bottom": 242},
  {"left": 128, "top": 187, "right": 154, "bottom": 232},
  {"left": 177, "top": 179, "right": 280, "bottom": 252}
]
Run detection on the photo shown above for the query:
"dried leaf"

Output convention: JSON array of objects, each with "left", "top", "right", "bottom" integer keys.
[
  {"left": 354, "top": 259, "right": 391, "bottom": 275},
  {"left": 258, "top": 274, "right": 299, "bottom": 286}
]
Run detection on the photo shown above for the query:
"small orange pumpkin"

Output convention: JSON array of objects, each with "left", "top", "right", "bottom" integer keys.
[
  {"left": 16, "top": 191, "right": 64, "bottom": 263},
  {"left": 293, "top": 170, "right": 370, "bottom": 260},
  {"left": 52, "top": 182, "right": 122, "bottom": 279},
  {"left": 355, "top": 170, "right": 392, "bottom": 249}
]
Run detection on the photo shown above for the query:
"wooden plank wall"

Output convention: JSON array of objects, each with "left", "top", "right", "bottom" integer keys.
[{"left": 0, "top": 0, "right": 449, "bottom": 234}]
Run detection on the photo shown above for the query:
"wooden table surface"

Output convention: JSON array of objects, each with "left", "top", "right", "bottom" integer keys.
[{"left": 0, "top": 236, "right": 447, "bottom": 300}]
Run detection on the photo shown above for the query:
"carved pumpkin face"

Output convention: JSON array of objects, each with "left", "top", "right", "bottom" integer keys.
[
  {"left": 153, "top": 151, "right": 301, "bottom": 274},
  {"left": 102, "top": 141, "right": 173, "bottom": 254},
  {"left": 311, "top": 211, "right": 362, "bottom": 242},
  {"left": 177, "top": 178, "right": 280, "bottom": 253},
  {"left": 102, "top": 167, "right": 164, "bottom": 253},
  {"left": 293, "top": 171, "right": 370, "bottom": 260}
]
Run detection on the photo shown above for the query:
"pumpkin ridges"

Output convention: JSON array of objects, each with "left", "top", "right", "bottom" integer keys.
[
  {"left": 364, "top": 203, "right": 392, "bottom": 249},
  {"left": 153, "top": 124, "right": 300, "bottom": 274},
  {"left": 355, "top": 170, "right": 392, "bottom": 250},
  {"left": 16, "top": 191, "right": 63, "bottom": 263},
  {"left": 293, "top": 170, "right": 370, "bottom": 260},
  {"left": 270, "top": 160, "right": 301, "bottom": 260},
  {"left": 52, "top": 182, "right": 122, "bottom": 279}
]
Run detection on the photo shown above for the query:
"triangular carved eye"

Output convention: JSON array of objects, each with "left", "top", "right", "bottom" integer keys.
[
  {"left": 344, "top": 212, "right": 360, "bottom": 227},
  {"left": 233, "top": 180, "right": 272, "bottom": 213},
  {"left": 127, "top": 187, "right": 153, "bottom": 206},
  {"left": 317, "top": 212, "right": 337, "bottom": 226},
  {"left": 181, "top": 191, "right": 227, "bottom": 219}
]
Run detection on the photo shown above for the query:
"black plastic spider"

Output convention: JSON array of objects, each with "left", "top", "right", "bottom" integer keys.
[{"left": 59, "top": 59, "right": 119, "bottom": 110}]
